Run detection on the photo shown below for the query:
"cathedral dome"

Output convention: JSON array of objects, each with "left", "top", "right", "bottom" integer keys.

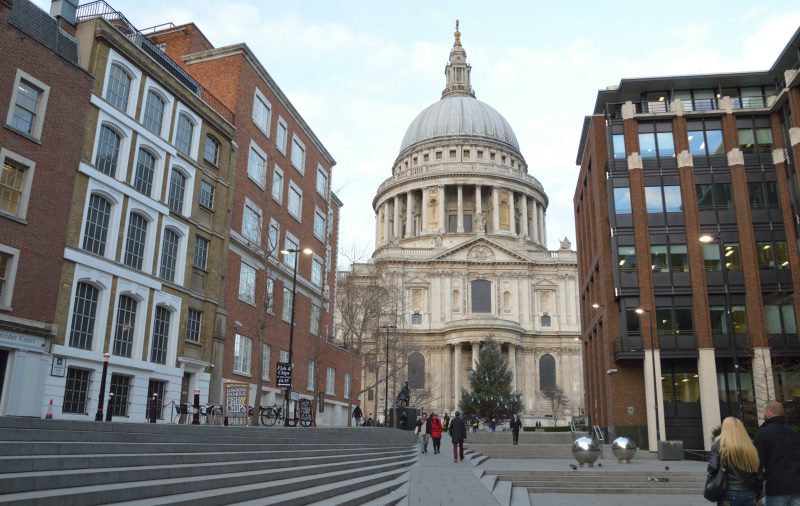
[{"left": 399, "top": 96, "right": 520, "bottom": 155}]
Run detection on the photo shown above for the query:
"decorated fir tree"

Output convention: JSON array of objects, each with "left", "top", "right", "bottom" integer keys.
[{"left": 459, "top": 338, "right": 523, "bottom": 424}]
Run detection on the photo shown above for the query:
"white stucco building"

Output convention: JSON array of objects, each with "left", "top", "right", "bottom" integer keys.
[{"left": 342, "top": 27, "right": 584, "bottom": 422}]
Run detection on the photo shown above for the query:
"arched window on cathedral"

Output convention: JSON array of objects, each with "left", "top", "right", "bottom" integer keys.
[
  {"left": 452, "top": 289, "right": 461, "bottom": 310},
  {"left": 539, "top": 354, "right": 556, "bottom": 391},
  {"left": 471, "top": 280, "right": 491, "bottom": 313},
  {"left": 408, "top": 352, "right": 425, "bottom": 389}
]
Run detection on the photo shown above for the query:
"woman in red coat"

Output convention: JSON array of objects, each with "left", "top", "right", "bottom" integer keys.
[{"left": 429, "top": 413, "right": 443, "bottom": 454}]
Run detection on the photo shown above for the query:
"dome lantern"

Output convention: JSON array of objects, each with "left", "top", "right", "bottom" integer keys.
[{"left": 442, "top": 20, "right": 475, "bottom": 99}]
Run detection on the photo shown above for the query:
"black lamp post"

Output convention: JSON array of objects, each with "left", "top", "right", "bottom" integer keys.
[
  {"left": 380, "top": 324, "right": 396, "bottom": 426},
  {"left": 280, "top": 246, "right": 313, "bottom": 427},
  {"left": 95, "top": 352, "right": 110, "bottom": 422},
  {"left": 700, "top": 233, "right": 744, "bottom": 419},
  {"left": 636, "top": 307, "right": 662, "bottom": 446}
]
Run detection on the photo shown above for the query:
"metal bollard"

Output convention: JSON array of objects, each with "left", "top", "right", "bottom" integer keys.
[
  {"left": 192, "top": 388, "right": 200, "bottom": 425},
  {"left": 149, "top": 393, "right": 158, "bottom": 424},
  {"left": 105, "top": 393, "right": 114, "bottom": 422}
]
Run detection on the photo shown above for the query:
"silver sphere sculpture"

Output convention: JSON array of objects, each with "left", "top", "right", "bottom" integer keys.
[
  {"left": 572, "top": 436, "right": 601, "bottom": 467},
  {"left": 611, "top": 436, "right": 637, "bottom": 463}
]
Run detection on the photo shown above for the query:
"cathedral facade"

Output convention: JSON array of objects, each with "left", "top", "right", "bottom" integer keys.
[{"left": 342, "top": 28, "right": 583, "bottom": 422}]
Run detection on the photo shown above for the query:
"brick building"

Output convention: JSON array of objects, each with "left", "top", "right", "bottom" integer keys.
[
  {"left": 575, "top": 26, "right": 800, "bottom": 451},
  {"left": 0, "top": 0, "right": 92, "bottom": 417},
  {"left": 147, "top": 24, "right": 359, "bottom": 425},
  {"left": 49, "top": 1, "right": 236, "bottom": 421}
]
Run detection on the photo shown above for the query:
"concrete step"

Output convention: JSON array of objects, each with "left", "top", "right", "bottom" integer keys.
[
  {"left": 0, "top": 450, "right": 417, "bottom": 494},
  {"left": 103, "top": 462, "right": 411, "bottom": 506},
  {"left": 303, "top": 470, "right": 409, "bottom": 506},
  {"left": 522, "top": 485, "right": 703, "bottom": 495},
  {"left": 0, "top": 445, "right": 412, "bottom": 473},
  {"left": 490, "top": 470, "right": 705, "bottom": 480},
  {"left": 0, "top": 440, "right": 407, "bottom": 457},
  {"left": 465, "top": 432, "right": 586, "bottom": 444}
]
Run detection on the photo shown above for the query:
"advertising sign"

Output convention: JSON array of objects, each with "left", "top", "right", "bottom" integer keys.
[
  {"left": 276, "top": 362, "right": 292, "bottom": 387},
  {"left": 224, "top": 382, "right": 249, "bottom": 422}
]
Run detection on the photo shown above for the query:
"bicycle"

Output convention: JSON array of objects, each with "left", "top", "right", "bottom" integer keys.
[
  {"left": 258, "top": 403, "right": 311, "bottom": 427},
  {"left": 200, "top": 404, "right": 222, "bottom": 425}
]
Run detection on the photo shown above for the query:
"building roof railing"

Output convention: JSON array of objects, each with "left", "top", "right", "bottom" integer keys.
[
  {"left": 76, "top": 1, "right": 234, "bottom": 124},
  {"left": 603, "top": 92, "right": 780, "bottom": 120}
]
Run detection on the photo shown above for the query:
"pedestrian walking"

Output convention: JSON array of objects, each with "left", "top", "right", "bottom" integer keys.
[
  {"left": 754, "top": 400, "right": 800, "bottom": 506},
  {"left": 399, "top": 411, "right": 407, "bottom": 430},
  {"left": 430, "top": 413, "right": 443, "bottom": 454},
  {"left": 352, "top": 405, "right": 363, "bottom": 427},
  {"left": 416, "top": 413, "right": 430, "bottom": 453},
  {"left": 442, "top": 413, "right": 450, "bottom": 432},
  {"left": 490, "top": 418, "right": 497, "bottom": 432},
  {"left": 510, "top": 413, "right": 522, "bottom": 445},
  {"left": 706, "top": 416, "right": 763, "bottom": 505},
  {"left": 449, "top": 411, "right": 467, "bottom": 462}
]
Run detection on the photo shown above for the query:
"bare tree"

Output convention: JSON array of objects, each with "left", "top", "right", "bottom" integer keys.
[{"left": 542, "top": 387, "right": 569, "bottom": 423}]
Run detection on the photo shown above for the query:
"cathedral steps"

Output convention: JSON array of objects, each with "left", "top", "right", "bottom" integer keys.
[
  {"left": 486, "top": 470, "right": 705, "bottom": 495},
  {"left": 0, "top": 417, "right": 417, "bottom": 505}
]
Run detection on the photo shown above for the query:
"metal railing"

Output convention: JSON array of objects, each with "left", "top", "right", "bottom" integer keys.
[
  {"left": 76, "top": 1, "right": 234, "bottom": 124},
  {"left": 604, "top": 93, "right": 777, "bottom": 118}
]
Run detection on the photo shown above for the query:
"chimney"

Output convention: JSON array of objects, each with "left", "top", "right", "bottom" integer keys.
[{"left": 50, "top": 0, "right": 78, "bottom": 26}]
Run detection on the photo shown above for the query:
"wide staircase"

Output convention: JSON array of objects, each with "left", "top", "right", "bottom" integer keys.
[
  {"left": 465, "top": 430, "right": 657, "bottom": 459},
  {"left": 0, "top": 417, "right": 417, "bottom": 505},
  {"left": 486, "top": 469, "right": 706, "bottom": 495}
]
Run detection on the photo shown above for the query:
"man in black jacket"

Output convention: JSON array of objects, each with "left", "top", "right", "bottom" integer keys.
[
  {"left": 754, "top": 401, "right": 800, "bottom": 505},
  {"left": 510, "top": 414, "right": 522, "bottom": 445},
  {"left": 448, "top": 411, "right": 467, "bottom": 462}
]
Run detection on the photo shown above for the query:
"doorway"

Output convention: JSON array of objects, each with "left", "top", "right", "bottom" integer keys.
[{"left": 661, "top": 359, "right": 704, "bottom": 450}]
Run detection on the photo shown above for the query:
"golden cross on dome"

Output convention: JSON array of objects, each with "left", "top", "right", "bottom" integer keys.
[{"left": 454, "top": 19, "right": 461, "bottom": 45}]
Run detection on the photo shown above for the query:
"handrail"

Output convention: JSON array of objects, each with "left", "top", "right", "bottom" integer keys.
[
  {"left": 76, "top": 0, "right": 234, "bottom": 124},
  {"left": 592, "top": 425, "right": 604, "bottom": 442}
]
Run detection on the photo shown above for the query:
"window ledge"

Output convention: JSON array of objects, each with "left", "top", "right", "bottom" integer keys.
[
  {"left": 238, "top": 297, "right": 257, "bottom": 307},
  {"left": 233, "top": 371, "right": 252, "bottom": 378},
  {"left": 184, "top": 339, "right": 202, "bottom": 347},
  {"left": 3, "top": 124, "right": 42, "bottom": 145},
  {"left": 0, "top": 211, "right": 26, "bottom": 225}
]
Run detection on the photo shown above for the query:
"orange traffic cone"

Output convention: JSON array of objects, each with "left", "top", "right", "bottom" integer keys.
[{"left": 45, "top": 399, "right": 53, "bottom": 420}]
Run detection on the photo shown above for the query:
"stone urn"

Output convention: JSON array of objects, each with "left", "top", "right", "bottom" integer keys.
[
  {"left": 611, "top": 436, "right": 637, "bottom": 463},
  {"left": 571, "top": 436, "right": 601, "bottom": 467}
]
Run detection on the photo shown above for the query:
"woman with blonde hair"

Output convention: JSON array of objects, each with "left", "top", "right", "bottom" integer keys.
[{"left": 707, "top": 417, "right": 763, "bottom": 505}]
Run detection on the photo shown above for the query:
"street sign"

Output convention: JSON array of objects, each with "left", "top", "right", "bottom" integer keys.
[{"left": 276, "top": 362, "right": 292, "bottom": 387}]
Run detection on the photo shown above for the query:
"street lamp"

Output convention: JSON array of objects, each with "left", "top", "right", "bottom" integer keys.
[
  {"left": 380, "top": 323, "right": 396, "bottom": 426},
  {"left": 95, "top": 352, "right": 110, "bottom": 421},
  {"left": 280, "top": 246, "right": 313, "bottom": 427},
  {"left": 699, "top": 233, "right": 744, "bottom": 419},
  {"left": 635, "top": 308, "right": 662, "bottom": 446}
]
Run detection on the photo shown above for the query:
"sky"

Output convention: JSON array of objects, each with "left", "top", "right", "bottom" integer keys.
[{"left": 36, "top": 0, "right": 800, "bottom": 265}]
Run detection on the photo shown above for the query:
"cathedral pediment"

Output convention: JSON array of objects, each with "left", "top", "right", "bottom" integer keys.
[{"left": 430, "top": 237, "right": 529, "bottom": 263}]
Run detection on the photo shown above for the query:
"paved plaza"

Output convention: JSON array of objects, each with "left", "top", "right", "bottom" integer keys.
[{"left": 408, "top": 434, "right": 711, "bottom": 506}]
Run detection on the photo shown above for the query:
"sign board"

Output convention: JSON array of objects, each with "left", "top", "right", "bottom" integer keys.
[
  {"left": 276, "top": 362, "right": 292, "bottom": 387},
  {"left": 224, "top": 382, "right": 249, "bottom": 422},
  {"left": 50, "top": 356, "right": 66, "bottom": 377},
  {"left": 299, "top": 398, "right": 312, "bottom": 426}
]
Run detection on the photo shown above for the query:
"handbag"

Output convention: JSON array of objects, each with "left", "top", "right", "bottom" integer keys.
[{"left": 703, "top": 454, "right": 727, "bottom": 502}]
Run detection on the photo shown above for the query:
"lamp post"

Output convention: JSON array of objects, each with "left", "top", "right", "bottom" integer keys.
[
  {"left": 95, "top": 352, "right": 110, "bottom": 421},
  {"left": 280, "top": 247, "right": 313, "bottom": 427},
  {"left": 635, "top": 308, "right": 662, "bottom": 446},
  {"left": 700, "top": 233, "right": 744, "bottom": 419},
  {"left": 380, "top": 324, "right": 396, "bottom": 426}
]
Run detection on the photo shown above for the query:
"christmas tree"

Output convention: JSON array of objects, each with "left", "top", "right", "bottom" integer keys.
[{"left": 459, "top": 338, "right": 523, "bottom": 424}]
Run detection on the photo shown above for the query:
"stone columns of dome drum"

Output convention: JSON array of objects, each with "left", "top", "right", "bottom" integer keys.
[
  {"left": 383, "top": 201, "right": 391, "bottom": 245},
  {"left": 471, "top": 341, "right": 479, "bottom": 370},
  {"left": 521, "top": 195, "right": 529, "bottom": 239},
  {"left": 492, "top": 187, "right": 500, "bottom": 232},
  {"left": 531, "top": 201, "right": 539, "bottom": 243},
  {"left": 541, "top": 205, "right": 547, "bottom": 245},
  {"left": 438, "top": 185, "right": 446, "bottom": 234},
  {"left": 393, "top": 195, "right": 401, "bottom": 240},
  {"left": 405, "top": 191, "right": 414, "bottom": 238},
  {"left": 510, "top": 192, "right": 516, "bottom": 235},
  {"left": 453, "top": 344, "right": 461, "bottom": 408},
  {"left": 457, "top": 185, "right": 464, "bottom": 232},
  {"left": 422, "top": 187, "right": 429, "bottom": 234}
]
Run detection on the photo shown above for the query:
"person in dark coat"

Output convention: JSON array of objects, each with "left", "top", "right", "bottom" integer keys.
[
  {"left": 352, "top": 405, "right": 363, "bottom": 427},
  {"left": 510, "top": 414, "right": 522, "bottom": 445},
  {"left": 399, "top": 411, "right": 408, "bottom": 430},
  {"left": 754, "top": 401, "right": 800, "bottom": 505},
  {"left": 442, "top": 413, "right": 450, "bottom": 432},
  {"left": 448, "top": 411, "right": 467, "bottom": 462}
]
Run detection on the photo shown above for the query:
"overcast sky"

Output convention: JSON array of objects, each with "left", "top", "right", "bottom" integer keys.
[{"left": 36, "top": 0, "right": 800, "bottom": 265}]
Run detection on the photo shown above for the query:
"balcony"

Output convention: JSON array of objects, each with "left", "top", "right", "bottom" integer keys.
[
  {"left": 377, "top": 161, "right": 545, "bottom": 195},
  {"left": 712, "top": 333, "right": 752, "bottom": 357},
  {"left": 604, "top": 93, "right": 777, "bottom": 119},
  {"left": 768, "top": 333, "right": 800, "bottom": 356},
  {"left": 76, "top": 0, "right": 234, "bottom": 124}
]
